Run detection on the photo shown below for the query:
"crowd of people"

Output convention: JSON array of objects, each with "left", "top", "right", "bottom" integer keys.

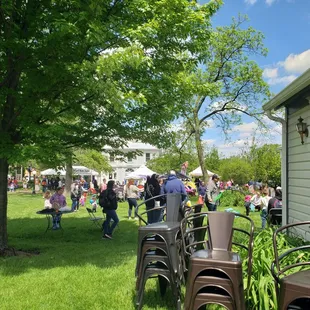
[
  {"left": 7, "top": 177, "right": 18, "bottom": 192},
  {"left": 33, "top": 169, "right": 282, "bottom": 234},
  {"left": 244, "top": 185, "right": 282, "bottom": 229},
  {"left": 195, "top": 175, "right": 282, "bottom": 229}
]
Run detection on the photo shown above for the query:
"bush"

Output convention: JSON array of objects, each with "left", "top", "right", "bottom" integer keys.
[
  {"left": 220, "top": 190, "right": 245, "bottom": 209},
  {"left": 245, "top": 228, "right": 310, "bottom": 310}
]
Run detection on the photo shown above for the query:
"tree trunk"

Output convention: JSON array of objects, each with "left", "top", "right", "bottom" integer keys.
[
  {"left": 194, "top": 130, "right": 208, "bottom": 184},
  {"left": 0, "top": 158, "right": 9, "bottom": 250},
  {"left": 65, "top": 156, "right": 73, "bottom": 196}
]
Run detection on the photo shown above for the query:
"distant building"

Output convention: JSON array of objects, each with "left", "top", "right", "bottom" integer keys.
[{"left": 102, "top": 142, "right": 162, "bottom": 183}]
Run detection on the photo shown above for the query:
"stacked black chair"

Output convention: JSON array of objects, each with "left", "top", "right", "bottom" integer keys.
[
  {"left": 135, "top": 193, "right": 187, "bottom": 310},
  {"left": 268, "top": 208, "right": 282, "bottom": 227},
  {"left": 181, "top": 211, "right": 254, "bottom": 310},
  {"left": 271, "top": 221, "right": 310, "bottom": 310}
]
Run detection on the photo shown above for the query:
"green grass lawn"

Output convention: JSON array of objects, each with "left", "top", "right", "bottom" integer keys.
[{"left": 0, "top": 192, "right": 262, "bottom": 310}]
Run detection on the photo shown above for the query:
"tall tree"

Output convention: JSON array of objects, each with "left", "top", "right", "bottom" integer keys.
[
  {"left": 75, "top": 149, "right": 112, "bottom": 174},
  {"left": 147, "top": 152, "right": 199, "bottom": 175},
  {"left": 0, "top": 0, "right": 222, "bottom": 249},
  {"left": 178, "top": 15, "right": 270, "bottom": 183},
  {"left": 219, "top": 156, "right": 253, "bottom": 185},
  {"left": 250, "top": 144, "right": 281, "bottom": 186},
  {"left": 205, "top": 147, "right": 220, "bottom": 173}
]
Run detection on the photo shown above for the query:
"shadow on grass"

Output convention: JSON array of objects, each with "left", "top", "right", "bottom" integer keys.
[
  {"left": 131, "top": 278, "right": 176, "bottom": 310},
  {"left": 1, "top": 216, "right": 139, "bottom": 276}
]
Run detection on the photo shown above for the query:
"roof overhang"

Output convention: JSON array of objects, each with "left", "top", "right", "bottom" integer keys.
[{"left": 263, "top": 68, "right": 310, "bottom": 111}]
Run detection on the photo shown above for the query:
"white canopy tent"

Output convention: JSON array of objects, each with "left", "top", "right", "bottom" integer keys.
[
  {"left": 40, "top": 166, "right": 99, "bottom": 176},
  {"left": 73, "top": 166, "right": 99, "bottom": 176},
  {"left": 40, "top": 168, "right": 60, "bottom": 175},
  {"left": 189, "top": 166, "right": 215, "bottom": 177},
  {"left": 125, "top": 165, "right": 157, "bottom": 179}
]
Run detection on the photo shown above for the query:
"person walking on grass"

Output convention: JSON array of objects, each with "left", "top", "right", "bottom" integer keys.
[
  {"left": 125, "top": 179, "right": 141, "bottom": 219},
  {"left": 100, "top": 180, "right": 119, "bottom": 240},
  {"left": 70, "top": 180, "right": 80, "bottom": 212}
]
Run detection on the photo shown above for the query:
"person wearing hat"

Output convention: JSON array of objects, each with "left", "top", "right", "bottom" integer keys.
[{"left": 205, "top": 174, "right": 220, "bottom": 211}]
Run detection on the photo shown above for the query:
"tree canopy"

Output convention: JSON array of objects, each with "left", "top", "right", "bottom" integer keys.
[
  {"left": 176, "top": 15, "right": 271, "bottom": 182},
  {"left": 0, "top": 0, "right": 222, "bottom": 248}
]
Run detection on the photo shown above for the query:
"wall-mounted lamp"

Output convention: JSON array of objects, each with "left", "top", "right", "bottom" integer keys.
[{"left": 296, "top": 117, "right": 308, "bottom": 145}]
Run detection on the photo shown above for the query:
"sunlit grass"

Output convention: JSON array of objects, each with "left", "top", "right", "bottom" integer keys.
[{"left": 0, "top": 192, "right": 261, "bottom": 309}]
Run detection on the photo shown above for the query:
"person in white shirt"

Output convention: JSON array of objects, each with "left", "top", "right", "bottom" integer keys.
[
  {"left": 125, "top": 179, "right": 141, "bottom": 219},
  {"left": 250, "top": 191, "right": 262, "bottom": 211},
  {"left": 261, "top": 192, "right": 272, "bottom": 229}
]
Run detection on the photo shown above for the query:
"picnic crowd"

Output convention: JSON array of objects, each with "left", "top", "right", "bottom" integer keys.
[{"left": 9, "top": 170, "right": 282, "bottom": 235}]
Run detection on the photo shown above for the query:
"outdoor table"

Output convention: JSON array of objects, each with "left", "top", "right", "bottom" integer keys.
[{"left": 36, "top": 209, "right": 73, "bottom": 233}]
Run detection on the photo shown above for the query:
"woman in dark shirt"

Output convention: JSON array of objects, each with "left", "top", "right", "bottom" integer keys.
[
  {"left": 144, "top": 174, "right": 161, "bottom": 224},
  {"left": 101, "top": 180, "right": 119, "bottom": 239}
]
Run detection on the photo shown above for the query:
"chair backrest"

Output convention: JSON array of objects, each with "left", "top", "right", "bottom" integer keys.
[
  {"left": 231, "top": 213, "right": 255, "bottom": 303},
  {"left": 181, "top": 211, "right": 235, "bottom": 255},
  {"left": 166, "top": 193, "right": 182, "bottom": 222},
  {"left": 272, "top": 221, "right": 310, "bottom": 282},
  {"left": 207, "top": 212, "right": 235, "bottom": 251},
  {"left": 181, "top": 211, "right": 255, "bottom": 301},
  {"left": 269, "top": 208, "right": 282, "bottom": 226},
  {"left": 86, "top": 207, "right": 95, "bottom": 219},
  {"left": 136, "top": 194, "right": 167, "bottom": 225},
  {"left": 136, "top": 193, "right": 184, "bottom": 225}
]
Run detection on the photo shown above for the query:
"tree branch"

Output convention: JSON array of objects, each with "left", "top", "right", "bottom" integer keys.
[
  {"left": 199, "top": 82, "right": 248, "bottom": 125},
  {"left": 178, "top": 131, "right": 195, "bottom": 153},
  {"left": 38, "top": 94, "right": 96, "bottom": 124}
]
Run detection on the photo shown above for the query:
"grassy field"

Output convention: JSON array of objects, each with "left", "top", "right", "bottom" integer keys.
[{"left": 0, "top": 192, "right": 261, "bottom": 310}]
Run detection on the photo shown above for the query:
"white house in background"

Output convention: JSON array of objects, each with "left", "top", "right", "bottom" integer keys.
[
  {"left": 103, "top": 142, "right": 162, "bottom": 183},
  {"left": 263, "top": 68, "right": 310, "bottom": 240}
]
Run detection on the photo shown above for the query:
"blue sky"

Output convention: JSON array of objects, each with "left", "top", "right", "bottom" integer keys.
[{"left": 197, "top": 0, "right": 310, "bottom": 156}]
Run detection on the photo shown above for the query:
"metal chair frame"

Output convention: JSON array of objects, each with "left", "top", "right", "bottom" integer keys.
[
  {"left": 86, "top": 207, "right": 104, "bottom": 229},
  {"left": 268, "top": 208, "right": 282, "bottom": 227},
  {"left": 271, "top": 221, "right": 310, "bottom": 308},
  {"left": 181, "top": 211, "right": 254, "bottom": 310}
]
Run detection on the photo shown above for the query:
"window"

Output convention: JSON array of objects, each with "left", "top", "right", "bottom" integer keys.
[
  {"left": 113, "top": 172, "right": 117, "bottom": 179},
  {"left": 125, "top": 168, "right": 134, "bottom": 178},
  {"left": 145, "top": 153, "right": 151, "bottom": 162},
  {"left": 110, "top": 154, "right": 114, "bottom": 162}
]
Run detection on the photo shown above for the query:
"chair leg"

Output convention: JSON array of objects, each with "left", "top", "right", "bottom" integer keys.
[
  {"left": 158, "top": 275, "right": 168, "bottom": 296},
  {"left": 136, "top": 274, "right": 147, "bottom": 310}
]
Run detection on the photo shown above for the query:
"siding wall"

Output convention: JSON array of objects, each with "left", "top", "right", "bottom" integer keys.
[{"left": 287, "top": 105, "right": 310, "bottom": 240}]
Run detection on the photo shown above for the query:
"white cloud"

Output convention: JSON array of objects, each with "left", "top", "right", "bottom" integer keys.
[
  {"left": 202, "top": 139, "right": 216, "bottom": 145},
  {"left": 245, "top": 0, "right": 257, "bottom": 4},
  {"left": 232, "top": 122, "right": 258, "bottom": 136},
  {"left": 263, "top": 67, "right": 278, "bottom": 79},
  {"left": 267, "top": 75, "right": 298, "bottom": 86},
  {"left": 280, "top": 49, "right": 310, "bottom": 74},
  {"left": 265, "top": 0, "right": 277, "bottom": 6},
  {"left": 202, "top": 119, "right": 215, "bottom": 128},
  {"left": 263, "top": 49, "right": 310, "bottom": 87}
]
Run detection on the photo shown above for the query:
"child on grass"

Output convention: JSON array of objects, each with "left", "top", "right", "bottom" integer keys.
[
  {"left": 43, "top": 190, "right": 52, "bottom": 209},
  {"left": 244, "top": 194, "right": 252, "bottom": 216}
]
